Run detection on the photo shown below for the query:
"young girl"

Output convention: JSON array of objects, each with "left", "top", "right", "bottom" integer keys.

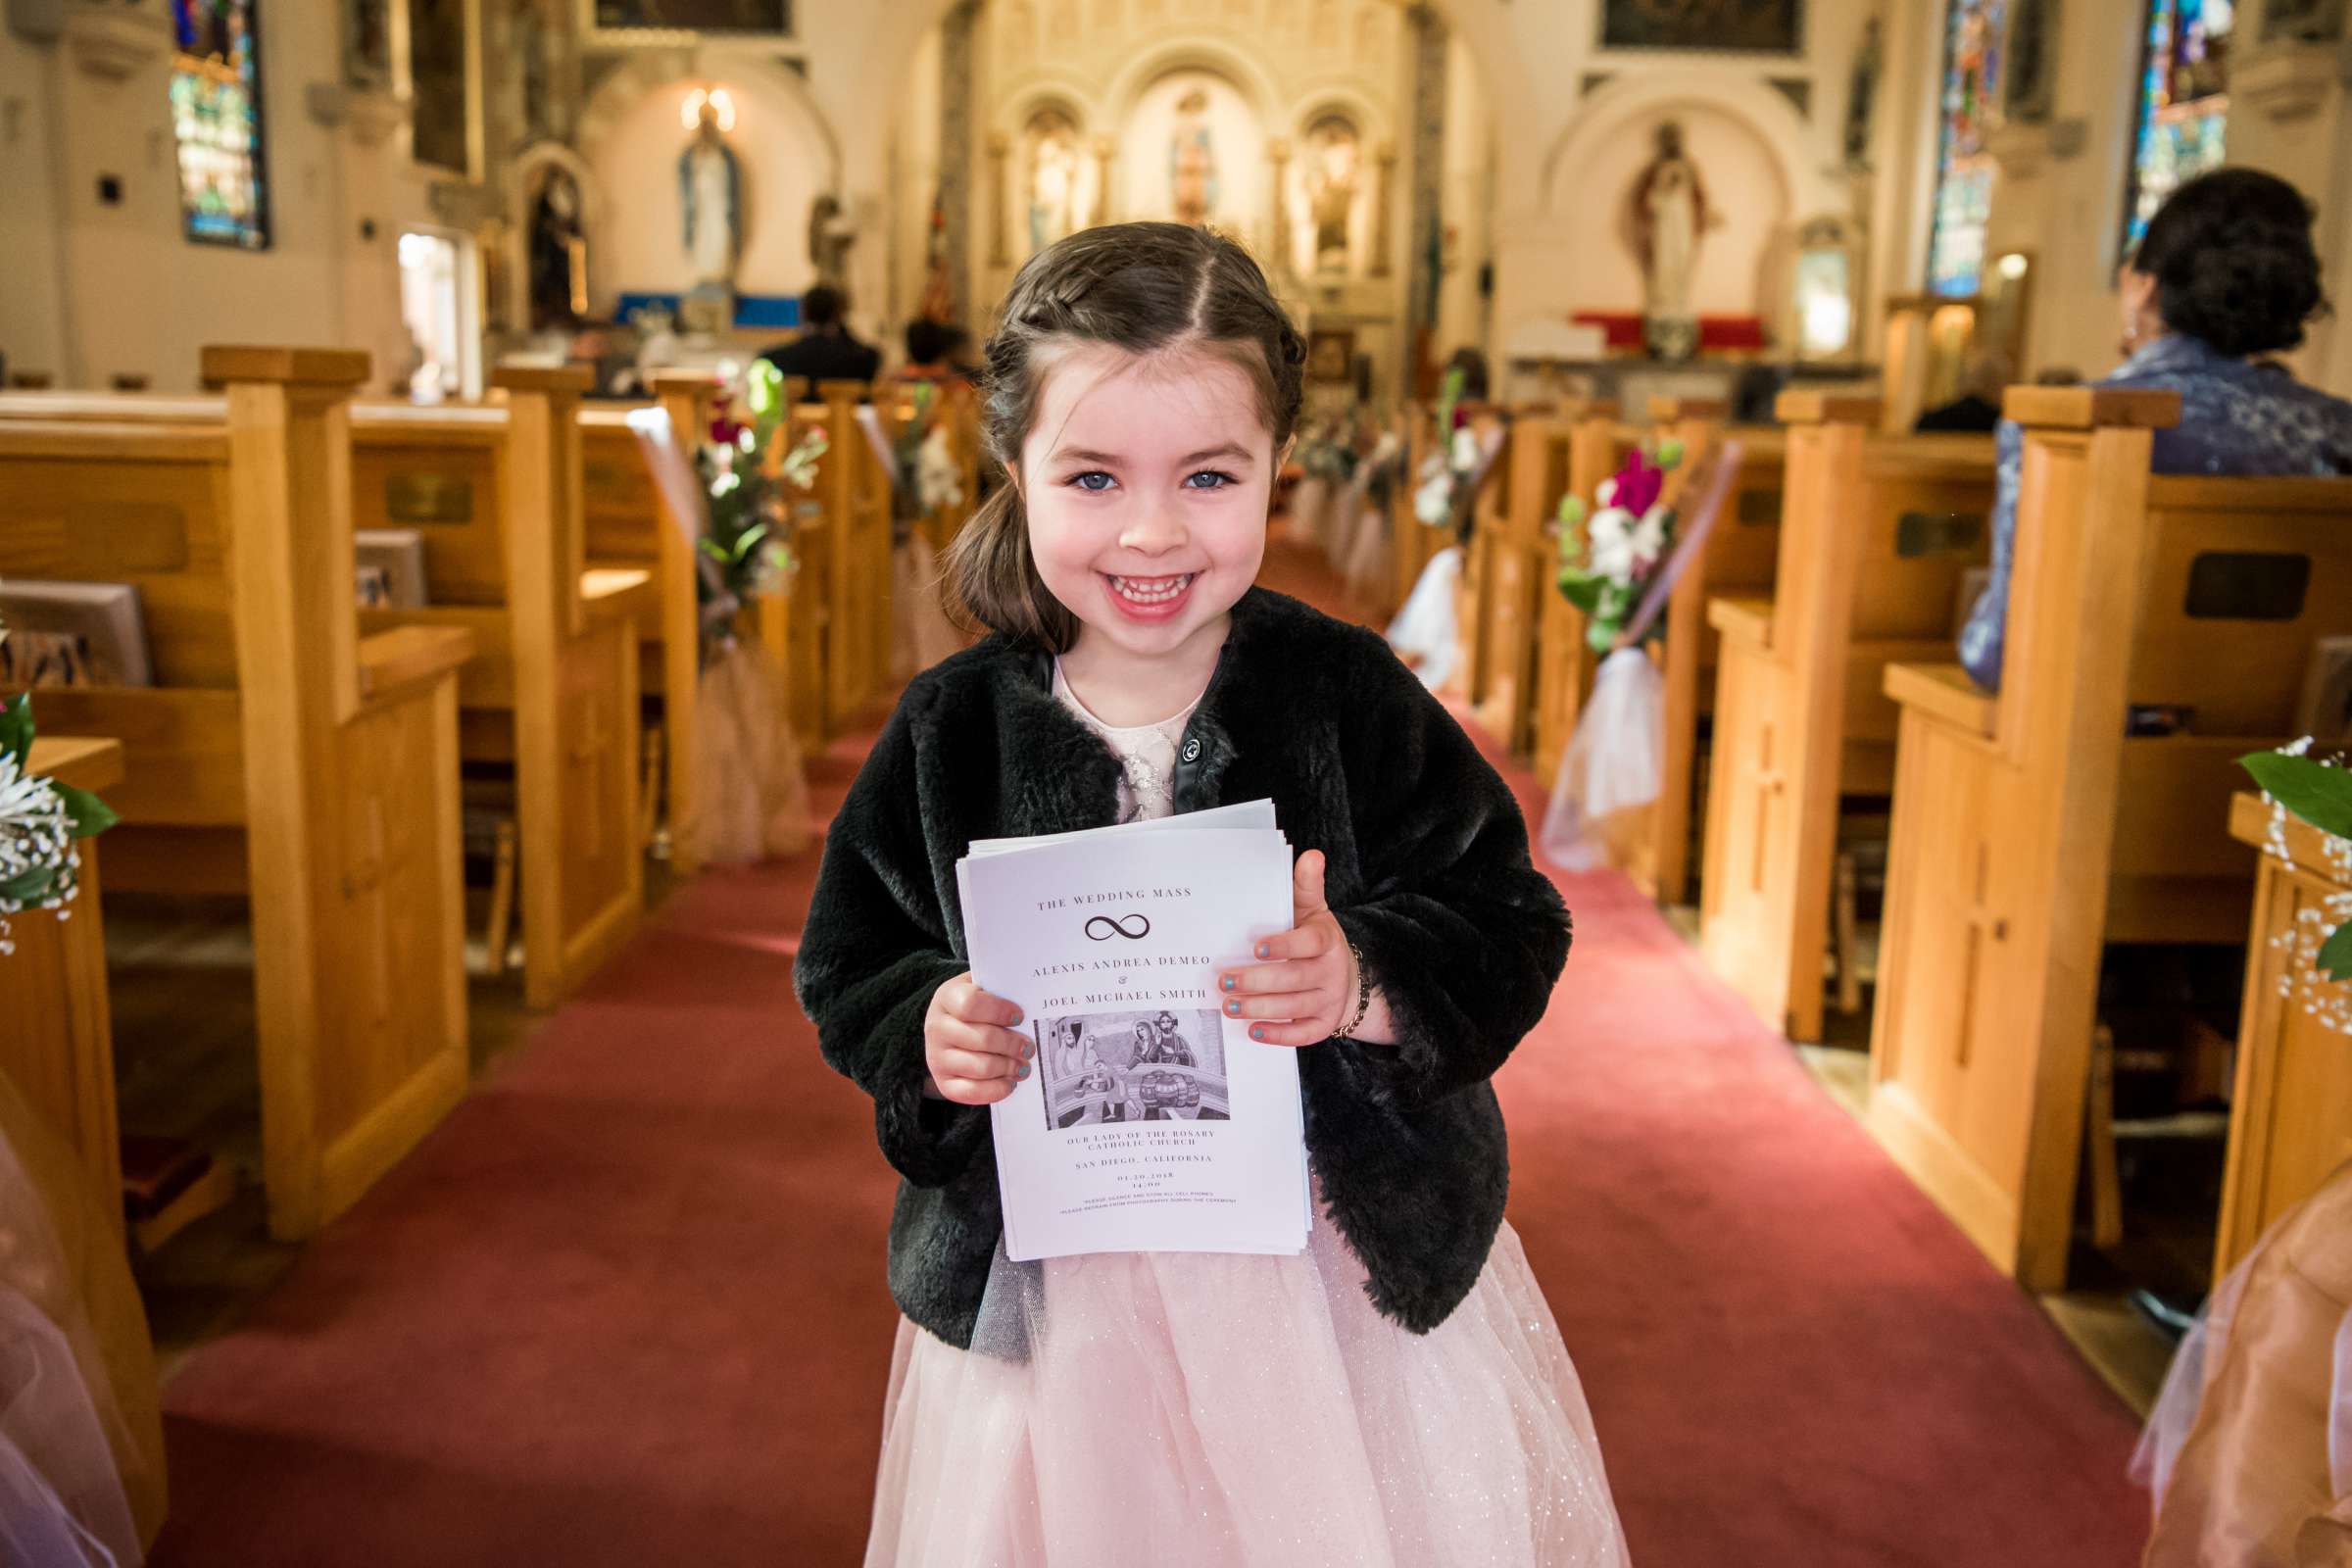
[{"left": 797, "top": 221, "right": 1628, "bottom": 1566}]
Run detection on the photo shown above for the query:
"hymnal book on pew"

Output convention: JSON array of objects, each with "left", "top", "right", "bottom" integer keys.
[{"left": 956, "top": 802, "right": 1310, "bottom": 1262}]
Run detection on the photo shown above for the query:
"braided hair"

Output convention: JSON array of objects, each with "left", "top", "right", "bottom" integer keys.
[{"left": 944, "top": 221, "right": 1308, "bottom": 651}]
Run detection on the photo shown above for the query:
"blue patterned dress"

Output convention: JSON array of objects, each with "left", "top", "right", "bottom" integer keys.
[{"left": 1957, "top": 334, "right": 2352, "bottom": 689}]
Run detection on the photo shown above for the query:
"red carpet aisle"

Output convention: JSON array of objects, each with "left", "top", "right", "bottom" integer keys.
[{"left": 151, "top": 537, "right": 2150, "bottom": 1567}]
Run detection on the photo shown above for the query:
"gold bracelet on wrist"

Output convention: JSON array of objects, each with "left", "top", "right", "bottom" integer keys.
[{"left": 1333, "top": 939, "right": 1372, "bottom": 1040}]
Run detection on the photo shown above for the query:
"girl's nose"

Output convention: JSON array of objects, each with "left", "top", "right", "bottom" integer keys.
[{"left": 1118, "top": 496, "right": 1189, "bottom": 555}]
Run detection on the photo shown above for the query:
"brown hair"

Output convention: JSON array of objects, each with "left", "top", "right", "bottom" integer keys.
[{"left": 943, "top": 221, "right": 1307, "bottom": 652}]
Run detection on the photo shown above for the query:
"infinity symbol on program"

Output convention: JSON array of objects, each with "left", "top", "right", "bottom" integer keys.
[{"left": 1084, "top": 914, "right": 1152, "bottom": 942}]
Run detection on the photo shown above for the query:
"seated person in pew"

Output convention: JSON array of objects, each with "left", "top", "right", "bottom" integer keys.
[
  {"left": 1915, "top": 349, "right": 2010, "bottom": 434},
  {"left": 1958, "top": 169, "right": 2352, "bottom": 690},
  {"left": 757, "top": 283, "right": 882, "bottom": 386},
  {"left": 897, "top": 318, "right": 974, "bottom": 387}
]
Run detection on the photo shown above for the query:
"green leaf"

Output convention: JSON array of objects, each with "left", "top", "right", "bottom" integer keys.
[
  {"left": 1586, "top": 618, "right": 1618, "bottom": 656},
  {"left": 2240, "top": 753, "right": 2352, "bottom": 841},
  {"left": 0, "top": 693, "right": 31, "bottom": 770},
  {"left": 1557, "top": 573, "right": 1603, "bottom": 614},
  {"left": 51, "top": 782, "right": 117, "bottom": 838},
  {"left": 2316, "top": 919, "right": 2352, "bottom": 982},
  {"left": 0, "top": 864, "right": 58, "bottom": 903},
  {"left": 745, "top": 360, "right": 781, "bottom": 418}
]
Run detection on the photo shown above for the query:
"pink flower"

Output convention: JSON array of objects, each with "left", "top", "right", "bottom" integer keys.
[{"left": 1611, "top": 452, "right": 1664, "bottom": 518}]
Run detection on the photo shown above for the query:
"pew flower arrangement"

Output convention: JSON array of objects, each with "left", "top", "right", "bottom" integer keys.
[
  {"left": 697, "top": 361, "right": 824, "bottom": 662},
  {"left": 2241, "top": 743, "right": 2352, "bottom": 1031},
  {"left": 0, "top": 609, "right": 119, "bottom": 956},
  {"left": 1553, "top": 440, "right": 1686, "bottom": 655},
  {"left": 891, "top": 382, "right": 965, "bottom": 522},
  {"left": 1412, "top": 367, "right": 1481, "bottom": 527}
]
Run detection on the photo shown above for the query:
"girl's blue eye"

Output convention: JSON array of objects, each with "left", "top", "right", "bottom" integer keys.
[
  {"left": 1068, "top": 471, "right": 1116, "bottom": 492},
  {"left": 1185, "top": 470, "right": 1239, "bottom": 490}
]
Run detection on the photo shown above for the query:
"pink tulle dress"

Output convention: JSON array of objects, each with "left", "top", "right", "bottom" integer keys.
[{"left": 859, "top": 677, "right": 1630, "bottom": 1567}]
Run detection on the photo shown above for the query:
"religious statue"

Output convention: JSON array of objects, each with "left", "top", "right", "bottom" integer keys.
[
  {"left": 678, "top": 97, "right": 744, "bottom": 290},
  {"left": 1626, "top": 120, "right": 1713, "bottom": 359},
  {"left": 1169, "top": 86, "right": 1218, "bottom": 227},
  {"left": 1304, "top": 116, "right": 1359, "bottom": 274},
  {"left": 1843, "top": 15, "right": 1883, "bottom": 172},
  {"left": 807, "top": 193, "right": 858, "bottom": 294},
  {"left": 527, "top": 168, "right": 586, "bottom": 330},
  {"left": 2003, "top": 0, "right": 2057, "bottom": 123},
  {"left": 1025, "top": 110, "right": 1081, "bottom": 256}
]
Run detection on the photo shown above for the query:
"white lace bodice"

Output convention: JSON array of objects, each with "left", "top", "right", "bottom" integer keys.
[{"left": 1052, "top": 661, "right": 1203, "bottom": 824}]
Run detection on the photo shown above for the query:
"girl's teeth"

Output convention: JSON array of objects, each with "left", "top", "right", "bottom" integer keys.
[{"left": 1111, "top": 574, "right": 1194, "bottom": 604}]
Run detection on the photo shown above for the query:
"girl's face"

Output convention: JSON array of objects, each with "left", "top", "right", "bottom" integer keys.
[{"left": 1017, "top": 344, "right": 1276, "bottom": 661}]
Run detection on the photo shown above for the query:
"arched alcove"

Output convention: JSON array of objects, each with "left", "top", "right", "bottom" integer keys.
[
  {"left": 574, "top": 56, "right": 843, "bottom": 316},
  {"left": 1537, "top": 74, "right": 1827, "bottom": 324}
]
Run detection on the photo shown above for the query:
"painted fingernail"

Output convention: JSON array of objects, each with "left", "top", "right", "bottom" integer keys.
[
  {"left": 1017, "top": 1063, "right": 1030, "bottom": 1079},
  {"left": 1221, "top": 975, "right": 1236, "bottom": 992},
  {"left": 1008, "top": 1010, "right": 1024, "bottom": 1025},
  {"left": 1225, "top": 1000, "right": 1242, "bottom": 1015},
  {"left": 1255, "top": 944, "right": 1270, "bottom": 958},
  {"left": 1250, "top": 1025, "right": 1266, "bottom": 1041}
]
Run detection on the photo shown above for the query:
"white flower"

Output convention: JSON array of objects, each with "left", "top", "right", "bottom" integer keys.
[
  {"left": 0, "top": 747, "right": 81, "bottom": 955},
  {"left": 1585, "top": 506, "right": 1639, "bottom": 579},
  {"left": 1629, "top": 508, "right": 1669, "bottom": 572},
  {"left": 915, "top": 424, "right": 964, "bottom": 514},
  {"left": 1450, "top": 427, "right": 1482, "bottom": 473},
  {"left": 1414, "top": 469, "right": 1456, "bottom": 525}
]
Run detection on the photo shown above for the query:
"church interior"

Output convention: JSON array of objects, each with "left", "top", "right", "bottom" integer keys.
[{"left": 3, "top": 0, "right": 2350, "bottom": 1561}]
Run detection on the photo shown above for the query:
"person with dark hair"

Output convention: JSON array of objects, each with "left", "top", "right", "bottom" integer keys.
[
  {"left": 899, "top": 318, "right": 972, "bottom": 383},
  {"left": 796, "top": 220, "right": 1626, "bottom": 1560},
  {"left": 1443, "top": 343, "right": 1492, "bottom": 402},
  {"left": 1959, "top": 168, "right": 2352, "bottom": 689},
  {"left": 757, "top": 282, "right": 881, "bottom": 385},
  {"left": 1916, "top": 348, "right": 2012, "bottom": 433}
]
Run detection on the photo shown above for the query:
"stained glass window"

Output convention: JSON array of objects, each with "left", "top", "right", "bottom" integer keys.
[
  {"left": 170, "top": 0, "right": 270, "bottom": 250},
  {"left": 2122, "top": 0, "right": 2231, "bottom": 256},
  {"left": 1926, "top": 0, "right": 2007, "bottom": 298}
]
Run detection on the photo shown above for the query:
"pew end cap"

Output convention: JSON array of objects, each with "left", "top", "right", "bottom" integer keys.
[
  {"left": 2001, "top": 386, "right": 2181, "bottom": 430},
  {"left": 1883, "top": 661, "right": 1997, "bottom": 739},
  {"left": 24, "top": 735, "right": 125, "bottom": 794},
  {"left": 1648, "top": 395, "right": 1729, "bottom": 423},
  {"left": 1707, "top": 595, "right": 1775, "bottom": 649},
  {"left": 491, "top": 363, "right": 596, "bottom": 396},
  {"left": 357, "top": 624, "right": 477, "bottom": 704},
  {"left": 1775, "top": 389, "right": 1884, "bottom": 426},
  {"left": 200, "top": 345, "right": 370, "bottom": 389}
]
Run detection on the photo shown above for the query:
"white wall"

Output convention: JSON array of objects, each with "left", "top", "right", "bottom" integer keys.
[{"left": 0, "top": 24, "right": 69, "bottom": 382}]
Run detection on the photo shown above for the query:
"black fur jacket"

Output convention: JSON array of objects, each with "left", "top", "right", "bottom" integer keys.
[{"left": 794, "top": 586, "right": 1571, "bottom": 1350}]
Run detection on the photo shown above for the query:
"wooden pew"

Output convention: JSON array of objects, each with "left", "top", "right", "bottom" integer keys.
[
  {"left": 1470, "top": 406, "right": 1569, "bottom": 755},
  {"left": 1389, "top": 403, "right": 1446, "bottom": 622},
  {"left": 1632, "top": 398, "right": 1788, "bottom": 905},
  {"left": 1865, "top": 388, "right": 2352, "bottom": 1289},
  {"left": 2214, "top": 789, "right": 2352, "bottom": 1277},
  {"left": 581, "top": 371, "right": 722, "bottom": 873},
  {"left": 348, "top": 368, "right": 651, "bottom": 1009},
  {"left": 1698, "top": 395, "right": 1995, "bottom": 1041},
  {"left": 0, "top": 347, "right": 477, "bottom": 1241},
  {"left": 0, "top": 736, "right": 126, "bottom": 1236},
  {"left": 754, "top": 379, "right": 891, "bottom": 743},
  {"left": 1456, "top": 408, "right": 1517, "bottom": 714},
  {"left": 1531, "top": 404, "right": 1628, "bottom": 789}
]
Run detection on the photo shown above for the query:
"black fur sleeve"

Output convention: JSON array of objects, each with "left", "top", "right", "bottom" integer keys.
[
  {"left": 792, "top": 693, "right": 988, "bottom": 1188},
  {"left": 1328, "top": 633, "right": 1571, "bottom": 1106}
]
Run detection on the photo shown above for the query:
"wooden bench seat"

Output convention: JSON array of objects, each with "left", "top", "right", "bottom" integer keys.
[
  {"left": 0, "top": 347, "right": 476, "bottom": 1241},
  {"left": 1698, "top": 394, "right": 1996, "bottom": 1041},
  {"left": 1865, "top": 387, "right": 2352, "bottom": 1288}
]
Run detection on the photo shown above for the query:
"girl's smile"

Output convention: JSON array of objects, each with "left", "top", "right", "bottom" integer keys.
[{"left": 1016, "top": 343, "right": 1280, "bottom": 721}]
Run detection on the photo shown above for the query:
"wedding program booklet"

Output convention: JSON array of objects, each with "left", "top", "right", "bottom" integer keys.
[{"left": 956, "top": 801, "right": 1311, "bottom": 1261}]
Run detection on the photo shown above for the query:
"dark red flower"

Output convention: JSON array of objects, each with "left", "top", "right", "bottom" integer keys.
[{"left": 1612, "top": 451, "right": 1664, "bottom": 517}]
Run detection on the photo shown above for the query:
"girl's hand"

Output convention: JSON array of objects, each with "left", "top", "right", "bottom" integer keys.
[
  {"left": 925, "top": 972, "right": 1032, "bottom": 1105},
  {"left": 1214, "top": 851, "right": 1358, "bottom": 1047}
]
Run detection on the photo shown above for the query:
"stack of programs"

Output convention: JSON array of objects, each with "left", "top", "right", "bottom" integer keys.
[{"left": 956, "top": 800, "right": 1311, "bottom": 1262}]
